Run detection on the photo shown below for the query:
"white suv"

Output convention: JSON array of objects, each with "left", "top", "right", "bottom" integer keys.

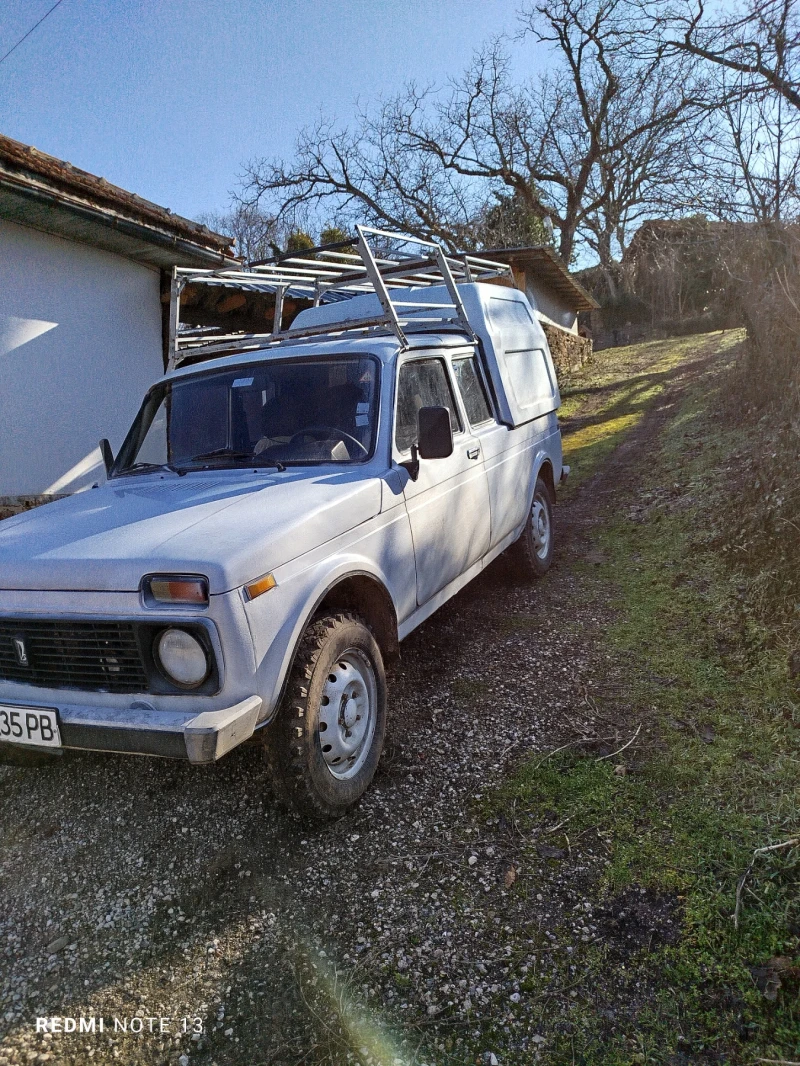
[{"left": 0, "top": 234, "right": 564, "bottom": 819}]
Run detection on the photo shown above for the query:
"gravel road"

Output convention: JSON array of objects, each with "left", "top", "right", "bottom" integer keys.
[{"left": 0, "top": 347, "right": 700, "bottom": 1066}]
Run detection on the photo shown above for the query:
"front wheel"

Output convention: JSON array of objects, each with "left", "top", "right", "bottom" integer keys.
[
  {"left": 264, "top": 611, "right": 387, "bottom": 820},
  {"left": 507, "top": 476, "right": 555, "bottom": 580}
]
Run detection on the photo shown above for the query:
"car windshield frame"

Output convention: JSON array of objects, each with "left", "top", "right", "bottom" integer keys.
[{"left": 112, "top": 353, "right": 382, "bottom": 477}]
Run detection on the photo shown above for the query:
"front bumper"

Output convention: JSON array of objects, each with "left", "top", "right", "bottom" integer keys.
[{"left": 0, "top": 695, "right": 262, "bottom": 764}]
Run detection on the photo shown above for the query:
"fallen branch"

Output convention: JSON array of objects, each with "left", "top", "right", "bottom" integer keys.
[
  {"left": 734, "top": 838, "right": 799, "bottom": 929},
  {"left": 533, "top": 735, "right": 616, "bottom": 769},
  {"left": 595, "top": 724, "right": 642, "bottom": 762},
  {"left": 753, "top": 1059, "right": 800, "bottom": 1065},
  {"left": 544, "top": 815, "right": 574, "bottom": 835},
  {"left": 579, "top": 683, "right": 619, "bottom": 725},
  {"left": 754, "top": 838, "right": 799, "bottom": 856}
]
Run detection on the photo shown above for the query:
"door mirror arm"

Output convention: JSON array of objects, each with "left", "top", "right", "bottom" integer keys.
[{"left": 400, "top": 444, "right": 420, "bottom": 482}]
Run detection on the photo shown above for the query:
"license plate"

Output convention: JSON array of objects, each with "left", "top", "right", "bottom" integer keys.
[{"left": 0, "top": 705, "right": 61, "bottom": 748}]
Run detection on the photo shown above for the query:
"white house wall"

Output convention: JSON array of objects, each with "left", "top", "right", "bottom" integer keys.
[
  {"left": 0, "top": 219, "right": 163, "bottom": 497},
  {"left": 523, "top": 272, "right": 578, "bottom": 334}
]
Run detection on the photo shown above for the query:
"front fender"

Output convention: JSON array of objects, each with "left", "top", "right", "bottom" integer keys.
[{"left": 244, "top": 550, "right": 404, "bottom": 724}]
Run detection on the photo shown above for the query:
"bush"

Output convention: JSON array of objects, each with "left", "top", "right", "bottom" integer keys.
[{"left": 712, "top": 224, "right": 800, "bottom": 636}]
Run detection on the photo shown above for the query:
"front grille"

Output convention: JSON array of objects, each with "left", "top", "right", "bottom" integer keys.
[{"left": 0, "top": 619, "right": 149, "bottom": 693}]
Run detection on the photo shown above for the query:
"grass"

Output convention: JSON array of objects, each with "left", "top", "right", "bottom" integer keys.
[
  {"left": 558, "top": 332, "right": 743, "bottom": 491},
  {"left": 494, "top": 332, "right": 800, "bottom": 1064}
]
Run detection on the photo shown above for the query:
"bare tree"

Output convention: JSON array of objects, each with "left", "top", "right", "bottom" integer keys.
[
  {"left": 645, "top": 0, "right": 800, "bottom": 112},
  {"left": 578, "top": 56, "right": 699, "bottom": 294},
  {"left": 686, "top": 73, "right": 800, "bottom": 221},
  {"left": 198, "top": 203, "right": 283, "bottom": 262},
  {"left": 632, "top": 0, "right": 800, "bottom": 221},
  {"left": 240, "top": 3, "right": 698, "bottom": 265},
  {"left": 519, "top": 0, "right": 702, "bottom": 275},
  {"left": 238, "top": 88, "right": 484, "bottom": 254}
]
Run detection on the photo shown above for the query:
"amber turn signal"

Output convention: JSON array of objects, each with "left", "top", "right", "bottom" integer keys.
[
  {"left": 142, "top": 575, "right": 209, "bottom": 606},
  {"left": 244, "top": 573, "right": 277, "bottom": 601}
]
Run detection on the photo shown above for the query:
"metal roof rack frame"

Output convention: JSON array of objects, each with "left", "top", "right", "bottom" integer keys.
[{"left": 167, "top": 225, "right": 512, "bottom": 370}]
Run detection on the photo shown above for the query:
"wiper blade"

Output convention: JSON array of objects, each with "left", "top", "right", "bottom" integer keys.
[
  {"left": 187, "top": 448, "right": 253, "bottom": 462},
  {"left": 114, "top": 462, "right": 184, "bottom": 478},
  {"left": 185, "top": 449, "right": 286, "bottom": 473}
]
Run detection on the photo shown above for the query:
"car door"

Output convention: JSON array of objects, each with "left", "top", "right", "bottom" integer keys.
[
  {"left": 394, "top": 354, "right": 491, "bottom": 605},
  {"left": 451, "top": 352, "right": 535, "bottom": 549}
]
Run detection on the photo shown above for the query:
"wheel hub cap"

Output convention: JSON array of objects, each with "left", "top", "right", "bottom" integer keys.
[
  {"left": 531, "top": 497, "right": 551, "bottom": 558},
  {"left": 318, "top": 650, "right": 377, "bottom": 780},
  {"left": 342, "top": 695, "right": 359, "bottom": 729}
]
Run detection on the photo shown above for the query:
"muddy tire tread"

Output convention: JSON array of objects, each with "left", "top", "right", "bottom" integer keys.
[
  {"left": 265, "top": 611, "right": 384, "bottom": 821},
  {"left": 507, "top": 476, "right": 555, "bottom": 581}
]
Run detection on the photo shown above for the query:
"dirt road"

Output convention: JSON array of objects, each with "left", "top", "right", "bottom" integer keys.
[{"left": 0, "top": 335, "right": 724, "bottom": 1066}]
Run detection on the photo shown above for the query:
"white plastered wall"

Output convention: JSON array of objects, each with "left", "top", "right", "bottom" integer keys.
[
  {"left": 0, "top": 218, "right": 164, "bottom": 496},
  {"left": 523, "top": 270, "right": 578, "bottom": 334}
]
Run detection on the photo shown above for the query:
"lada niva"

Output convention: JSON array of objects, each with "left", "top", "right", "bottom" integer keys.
[{"left": 0, "top": 232, "right": 565, "bottom": 819}]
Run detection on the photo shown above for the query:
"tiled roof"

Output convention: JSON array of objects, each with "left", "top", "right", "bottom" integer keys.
[
  {"left": 0, "top": 132, "right": 236, "bottom": 268},
  {"left": 484, "top": 245, "right": 599, "bottom": 311}
]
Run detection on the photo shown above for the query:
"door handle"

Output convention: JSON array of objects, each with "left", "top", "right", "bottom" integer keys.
[{"left": 466, "top": 446, "right": 480, "bottom": 460}]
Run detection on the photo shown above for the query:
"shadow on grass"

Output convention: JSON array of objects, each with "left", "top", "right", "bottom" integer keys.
[{"left": 561, "top": 363, "right": 687, "bottom": 439}]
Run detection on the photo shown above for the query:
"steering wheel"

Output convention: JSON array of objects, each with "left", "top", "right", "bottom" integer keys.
[{"left": 288, "top": 425, "right": 368, "bottom": 457}]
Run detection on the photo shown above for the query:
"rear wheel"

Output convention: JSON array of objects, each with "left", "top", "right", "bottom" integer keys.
[
  {"left": 507, "top": 475, "right": 554, "bottom": 579},
  {"left": 264, "top": 611, "right": 387, "bottom": 820}
]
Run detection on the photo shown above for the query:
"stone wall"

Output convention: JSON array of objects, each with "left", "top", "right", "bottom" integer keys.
[{"left": 540, "top": 321, "right": 592, "bottom": 378}]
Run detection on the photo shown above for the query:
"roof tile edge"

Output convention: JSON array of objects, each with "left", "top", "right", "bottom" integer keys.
[{"left": 0, "top": 132, "right": 235, "bottom": 257}]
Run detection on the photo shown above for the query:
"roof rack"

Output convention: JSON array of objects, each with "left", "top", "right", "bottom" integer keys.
[{"left": 167, "top": 225, "right": 512, "bottom": 370}]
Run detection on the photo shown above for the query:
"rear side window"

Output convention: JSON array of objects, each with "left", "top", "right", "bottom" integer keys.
[
  {"left": 453, "top": 357, "right": 493, "bottom": 426},
  {"left": 487, "top": 296, "right": 556, "bottom": 414},
  {"left": 395, "top": 358, "right": 462, "bottom": 453},
  {"left": 504, "top": 348, "right": 555, "bottom": 411}
]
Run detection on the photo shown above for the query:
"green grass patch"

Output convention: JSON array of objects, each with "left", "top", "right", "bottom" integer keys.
[
  {"left": 558, "top": 331, "right": 743, "bottom": 491},
  {"left": 493, "top": 334, "right": 799, "bottom": 1064}
]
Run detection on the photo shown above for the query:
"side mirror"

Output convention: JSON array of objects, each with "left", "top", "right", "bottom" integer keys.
[
  {"left": 418, "top": 406, "right": 454, "bottom": 459},
  {"left": 99, "top": 438, "right": 114, "bottom": 477},
  {"left": 401, "top": 406, "right": 454, "bottom": 481}
]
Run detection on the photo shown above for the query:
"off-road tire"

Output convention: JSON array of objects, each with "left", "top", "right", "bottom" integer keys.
[
  {"left": 507, "top": 475, "right": 555, "bottom": 580},
  {"left": 264, "top": 611, "right": 387, "bottom": 821}
]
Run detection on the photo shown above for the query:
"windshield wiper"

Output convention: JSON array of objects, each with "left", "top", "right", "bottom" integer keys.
[
  {"left": 253, "top": 457, "right": 286, "bottom": 472},
  {"left": 187, "top": 448, "right": 253, "bottom": 462},
  {"left": 185, "top": 448, "right": 286, "bottom": 472},
  {"left": 114, "top": 462, "right": 184, "bottom": 478}
]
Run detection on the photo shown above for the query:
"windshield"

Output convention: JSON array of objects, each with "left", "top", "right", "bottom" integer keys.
[{"left": 114, "top": 355, "right": 379, "bottom": 474}]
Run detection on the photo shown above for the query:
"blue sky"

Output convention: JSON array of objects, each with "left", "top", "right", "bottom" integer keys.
[{"left": 1, "top": 0, "right": 545, "bottom": 224}]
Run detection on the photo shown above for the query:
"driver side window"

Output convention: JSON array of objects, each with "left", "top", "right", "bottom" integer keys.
[{"left": 395, "top": 358, "right": 462, "bottom": 453}]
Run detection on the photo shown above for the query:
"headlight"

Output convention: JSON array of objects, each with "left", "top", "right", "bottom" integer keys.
[{"left": 155, "top": 628, "right": 209, "bottom": 687}]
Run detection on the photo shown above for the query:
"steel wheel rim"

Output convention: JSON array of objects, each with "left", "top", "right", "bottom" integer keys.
[
  {"left": 531, "top": 493, "right": 551, "bottom": 560},
  {"left": 318, "top": 649, "right": 377, "bottom": 780}
]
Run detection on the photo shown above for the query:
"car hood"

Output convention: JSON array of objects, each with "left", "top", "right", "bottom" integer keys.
[{"left": 0, "top": 469, "right": 382, "bottom": 594}]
